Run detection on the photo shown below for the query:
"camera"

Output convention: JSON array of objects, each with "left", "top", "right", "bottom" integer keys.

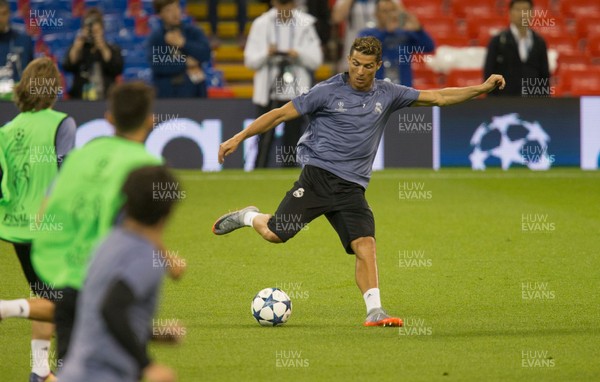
[{"left": 83, "top": 18, "right": 97, "bottom": 44}]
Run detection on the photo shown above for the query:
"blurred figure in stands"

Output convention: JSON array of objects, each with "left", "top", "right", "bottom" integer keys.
[
  {"left": 63, "top": 8, "right": 124, "bottom": 100},
  {"left": 358, "top": 0, "right": 433, "bottom": 86},
  {"left": 484, "top": 0, "right": 550, "bottom": 96},
  {"left": 0, "top": 0, "right": 33, "bottom": 86},
  {"left": 245, "top": 0, "right": 322, "bottom": 168},
  {"left": 332, "top": 0, "right": 403, "bottom": 71},
  {"left": 148, "top": 0, "right": 211, "bottom": 98}
]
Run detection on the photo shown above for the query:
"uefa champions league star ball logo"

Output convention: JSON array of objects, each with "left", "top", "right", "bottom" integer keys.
[{"left": 469, "top": 113, "right": 553, "bottom": 171}]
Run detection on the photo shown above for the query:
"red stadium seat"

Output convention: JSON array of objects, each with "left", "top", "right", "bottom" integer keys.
[
  {"left": 466, "top": 16, "right": 506, "bottom": 41},
  {"left": 445, "top": 69, "right": 484, "bottom": 87},
  {"left": 586, "top": 35, "right": 600, "bottom": 61},
  {"left": 451, "top": 0, "right": 498, "bottom": 19},
  {"left": 532, "top": 17, "right": 569, "bottom": 39},
  {"left": 412, "top": 64, "right": 440, "bottom": 89},
  {"left": 559, "top": 0, "right": 600, "bottom": 19},
  {"left": 576, "top": 17, "right": 600, "bottom": 40},
  {"left": 545, "top": 36, "right": 582, "bottom": 57},
  {"left": 419, "top": 16, "right": 461, "bottom": 40},
  {"left": 497, "top": 0, "right": 554, "bottom": 13},
  {"left": 560, "top": 67, "right": 600, "bottom": 96},
  {"left": 434, "top": 36, "right": 471, "bottom": 47},
  {"left": 402, "top": 0, "right": 446, "bottom": 19}
]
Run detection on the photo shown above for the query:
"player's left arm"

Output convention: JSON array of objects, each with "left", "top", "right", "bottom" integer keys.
[{"left": 411, "top": 74, "right": 506, "bottom": 107}]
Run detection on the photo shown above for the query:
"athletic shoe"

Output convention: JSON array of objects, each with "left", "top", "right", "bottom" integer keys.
[
  {"left": 29, "top": 372, "right": 56, "bottom": 382},
  {"left": 363, "top": 308, "right": 403, "bottom": 327},
  {"left": 212, "top": 206, "right": 259, "bottom": 235}
]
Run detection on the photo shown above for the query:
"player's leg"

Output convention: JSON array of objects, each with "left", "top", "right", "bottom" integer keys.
[
  {"left": 0, "top": 297, "right": 54, "bottom": 321},
  {"left": 53, "top": 288, "right": 79, "bottom": 368},
  {"left": 213, "top": 166, "right": 329, "bottom": 243},
  {"left": 325, "top": 184, "right": 402, "bottom": 327}
]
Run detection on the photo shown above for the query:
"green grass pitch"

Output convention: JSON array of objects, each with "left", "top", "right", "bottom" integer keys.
[{"left": 1, "top": 168, "right": 599, "bottom": 381}]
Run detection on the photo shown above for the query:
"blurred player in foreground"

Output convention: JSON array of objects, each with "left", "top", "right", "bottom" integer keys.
[
  {"left": 0, "top": 82, "right": 184, "bottom": 370},
  {"left": 59, "top": 166, "right": 182, "bottom": 382},
  {"left": 213, "top": 36, "right": 505, "bottom": 327},
  {"left": 0, "top": 57, "right": 76, "bottom": 382}
]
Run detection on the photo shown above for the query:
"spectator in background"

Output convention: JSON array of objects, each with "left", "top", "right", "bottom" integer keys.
[
  {"left": 244, "top": 0, "right": 322, "bottom": 168},
  {"left": 209, "top": 0, "right": 247, "bottom": 48},
  {"left": 148, "top": 0, "right": 211, "bottom": 98},
  {"left": 0, "top": 0, "right": 33, "bottom": 82},
  {"left": 63, "top": 8, "right": 123, "bottom": 100},
  {"left": 358, "top": 0, "right": 433, "bottom": 86},
  {"left": 484, "top": 0, "right": 550, "bottom": 96},
  {"left": 297, "top": 0, "right": 331, "bottom": 49},
  {"left": 332, "top": 0, "right": 403, "bottom": 71}
]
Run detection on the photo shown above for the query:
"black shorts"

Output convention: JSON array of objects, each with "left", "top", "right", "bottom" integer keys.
[
  {"left": 12, "top": 242, "right": 60, "bottom": 301},
  {"left": 267, "top": 165, "right": 375, "bottom": 254}
]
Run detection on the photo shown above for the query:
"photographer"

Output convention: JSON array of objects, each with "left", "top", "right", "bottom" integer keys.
[
  {"left": 244, "top": 0, "right": 322, "bottom": 168},
  {"left": 62, "top": 8, "right": 124, "bottom": 100}
]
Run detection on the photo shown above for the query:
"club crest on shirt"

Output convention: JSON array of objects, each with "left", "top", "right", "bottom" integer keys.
[
  {"left": 334, "top": 101, "right": 347, "bottom": 112},
  {"left": 293, "top": 188, "right": 305, "bottom": 198},
  {"left": 374, "top": 102, "right": 383, "bottom": 114}
]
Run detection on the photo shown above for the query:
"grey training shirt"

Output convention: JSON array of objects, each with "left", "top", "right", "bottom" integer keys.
[
  {"left": 292, "top": 73, "right": 419, "bottom": 188},
  {"left": 59, "top": 228, "right": 166, "bottom": 382}
]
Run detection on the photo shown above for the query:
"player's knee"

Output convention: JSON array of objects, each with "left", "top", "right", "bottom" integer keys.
[
  {"left": 351, "top": 236, "right": 376, "bottom": 257},
  {"left": 262, "top": 230, "right": 283, "bottom": 243}
]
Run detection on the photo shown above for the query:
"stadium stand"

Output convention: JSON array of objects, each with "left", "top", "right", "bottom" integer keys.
[{"left": 3, "top": 0, "right": 600, "bottom": 97}]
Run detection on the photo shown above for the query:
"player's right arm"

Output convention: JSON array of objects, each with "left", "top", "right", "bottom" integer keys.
[{"left": 218, "top": 102, "right": 300, "bottom": 164}]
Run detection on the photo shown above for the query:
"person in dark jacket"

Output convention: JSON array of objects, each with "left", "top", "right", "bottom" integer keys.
[
  {"left": 62, "top": 8, "right": 124, "bottom": 100},
  {"left": 358, "top": 0, "right": 434, "bottom": 87},
  {"left": 484, "top": 0, "right": 550, "bottom": 97},
  {"left": 148, "top": 0, "right": 211, "bottom": 98},
  {"left": 0, "top": 0, "right": 33, "bottom": 82}
]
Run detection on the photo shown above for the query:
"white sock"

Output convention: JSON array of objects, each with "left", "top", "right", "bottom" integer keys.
[
  {"left": 243, "top": 211, "right": 260, "bottom": 227},
  {"left": 363, "top": 288, "right": 382, "bottom": 314},
  {"left": 31, "top": 340, "right": 51, "bottom": 377},
  {"left": 0, "top": 299, "right": 30, "bottom": 318}
]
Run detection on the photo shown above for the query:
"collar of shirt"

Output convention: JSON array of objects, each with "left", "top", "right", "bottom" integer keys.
[{"left": 509, "top": 23, "right": 533, "bottom": 47}]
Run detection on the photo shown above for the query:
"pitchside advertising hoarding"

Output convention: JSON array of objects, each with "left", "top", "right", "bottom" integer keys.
[{"left": 0, "top": 98, "right": 595, "bottom": 170}]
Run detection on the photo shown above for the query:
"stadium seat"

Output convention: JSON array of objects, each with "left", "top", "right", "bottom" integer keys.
[
  {"left": 586, "top": 35, "right": 600, "bottom": 61},
  {"left": 561, "top": 67, "right": 600, "bottom": 95},
  {"left": 445, "top": 69, "right": 483, "bottom": 87},
  {"left": 402, "top": 0, "right": 446, "bottom": 19},
  {"left": 559, "top": 0, "right": 600, "bottom": 19},
  {"left": 451, "top": 0, "right": 499, "bottom": 19},
  {"left": 434, "top": 36, "right": 471, "bottom": 47},
  {"left": 545, "top": 36, "right": 581, "bottom": 57},
  {"left": 466, "top": 16, "right": 506, "bottom": 45},
  {"left": 575, "top": 17, "right": 600, "bottom": 41},
  {"left": 412, "top": 65, "right": 440, "bottom": 89},
  {"left": 419, "top": 16, "right": 460, "bottom": 40}
]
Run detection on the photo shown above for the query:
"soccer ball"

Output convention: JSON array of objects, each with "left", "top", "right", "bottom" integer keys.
[{"left": 251, "top": 288, "right": 292, "bottom": 326}]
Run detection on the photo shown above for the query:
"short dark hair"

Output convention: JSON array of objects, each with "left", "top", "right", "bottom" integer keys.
[
  {"left": 153, "top": 0, "right": 178, "bottom": 14},
  {"left": 273, "top": 0, "right": 295, "bottom": 5},
  {"left": 350, "top": 36, "right": 382, "bottom": 62},
  {"left": 510, "top": 0, "right": 533, "bottom": 8},
  {"left": 0, "top": 0, "right": 9, "bottom": 10},
  {"left": 108, "top": 82, "right": 155, "bottom": 133},
  {"left": 122, "top": 166, "right": 179, "bottom": 226}
]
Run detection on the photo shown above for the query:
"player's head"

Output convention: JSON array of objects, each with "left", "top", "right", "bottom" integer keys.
[
  {"left": 122, "top": 165, "right": 179, "bottom": 228},
  {"left": 13, "top": 57, "right": 62, "bottom": 112},
  {"left": 0, "top": 0, "right": 9, "bottom": 32},
  {"left": 510, "top": 0, "right": 533, "bottom": 28},
  {"left": 106, "top": 81, "right": 155, "bottom": 138},
  {"left": 347, "top": 37, "right": 382, "bottom": 92},
  {"left": 153, "top": 0, "right": 181, "bottom": 27}
]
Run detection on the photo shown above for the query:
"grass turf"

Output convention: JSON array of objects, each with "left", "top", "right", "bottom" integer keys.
[{"left": 1, "top": 168, "right": 599, "bottom": 381}]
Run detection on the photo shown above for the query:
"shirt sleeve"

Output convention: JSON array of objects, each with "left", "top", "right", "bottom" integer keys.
[
  {"left": 55, "top": 116, "right": 76, "bottom": 168},
  {"left": 390, "top": 83, "right": 420, "bottom": 110},
  {"left": 291, "top": 82, "right": 329, "bottom": 116}
]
